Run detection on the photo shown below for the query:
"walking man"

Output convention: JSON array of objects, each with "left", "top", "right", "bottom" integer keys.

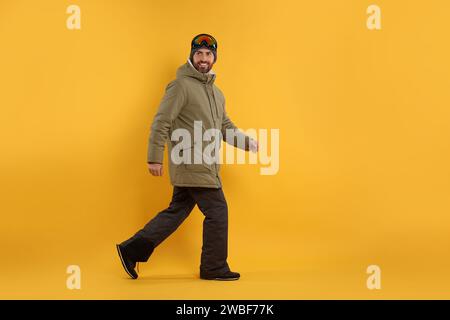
[{"left": 116, "top": 34, "right": 258, "bottom": 281}]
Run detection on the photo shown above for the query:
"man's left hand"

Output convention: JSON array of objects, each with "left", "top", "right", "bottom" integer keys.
[{"left": 249, "top": 139, "right": 259, "bottom": 153}]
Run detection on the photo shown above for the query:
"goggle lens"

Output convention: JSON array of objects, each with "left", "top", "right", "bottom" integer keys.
[{"left": 192, "top": 34, "right": 217, "bottom": 50}]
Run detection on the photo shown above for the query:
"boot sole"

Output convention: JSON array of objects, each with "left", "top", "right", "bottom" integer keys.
[
  {"left": 116, "top": 244, "right": 138, "bottom": 279},
  {"left": 200, "top": 276, "right": 240, "bottom": 281}
]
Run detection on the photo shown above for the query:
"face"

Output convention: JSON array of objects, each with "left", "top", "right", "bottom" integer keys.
[{"left": 192, "top": 48, "right": 215, "bottom": 73}]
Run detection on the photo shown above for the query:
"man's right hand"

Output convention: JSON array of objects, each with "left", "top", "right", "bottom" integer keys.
[{"left": 148, "top": 162, "right": 163, "bottom": 176}]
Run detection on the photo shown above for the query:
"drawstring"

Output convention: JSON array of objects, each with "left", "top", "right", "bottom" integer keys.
[{"left": 136, "top": 262, "right": 140, "bottom": 273}]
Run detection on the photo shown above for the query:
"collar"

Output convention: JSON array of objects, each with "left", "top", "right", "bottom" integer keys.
[{"left": 176, "top": 59, "right": 216, "bottom": 84}]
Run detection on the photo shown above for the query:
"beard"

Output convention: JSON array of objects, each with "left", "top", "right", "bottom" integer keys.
[{"left": 194, "top": 61, "right": 213, "bottom": 73}]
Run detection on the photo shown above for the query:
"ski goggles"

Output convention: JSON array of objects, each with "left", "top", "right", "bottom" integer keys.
[{"left": 191, "top": 34, "right": 217, "bottom": 50}]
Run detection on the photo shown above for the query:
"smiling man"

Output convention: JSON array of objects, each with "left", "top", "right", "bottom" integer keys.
[{"left": 116, "top": 33, "right": 258, "bottom": 281}]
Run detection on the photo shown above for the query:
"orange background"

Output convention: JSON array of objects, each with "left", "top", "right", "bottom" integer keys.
[{"left": 1, "top": 0, "right": 449, "bottom": 299}]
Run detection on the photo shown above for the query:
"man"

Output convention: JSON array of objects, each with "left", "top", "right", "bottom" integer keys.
[{"left": 116, "top": 34, "right": 258, "bottom": 281}]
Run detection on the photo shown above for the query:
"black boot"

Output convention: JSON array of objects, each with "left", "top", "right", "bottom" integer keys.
[
  {"left": 116, "top": 236, "right": 154, "bottom": 279},
  {"left": 116, "top": 244, "right": 139, "bottom": 279},
  {"left": 200, "top": 270, "right": 240, "bottom": 281}
]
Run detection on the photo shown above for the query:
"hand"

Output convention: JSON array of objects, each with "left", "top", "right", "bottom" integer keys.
[
  {"left": 249, "top": 139, "right": 259, "bottom": 153},
  {"left": 148, "top": 162, "right": 163, "bottom": 176}
]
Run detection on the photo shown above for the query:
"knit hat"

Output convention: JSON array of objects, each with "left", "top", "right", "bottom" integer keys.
[{"left": 189, "top": 33, "right": 218, "bottom": 63}]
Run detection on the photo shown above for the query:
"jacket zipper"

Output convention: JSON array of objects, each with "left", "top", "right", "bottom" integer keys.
[{"left": 204, "top": 82, "right": 220, "bottom": 185}]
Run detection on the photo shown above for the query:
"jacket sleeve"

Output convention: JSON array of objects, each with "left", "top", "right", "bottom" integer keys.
[
  {"left": 147, "top": 80, "right": 186, "bottom": 163},
  {"left": 221, "top": 99, "right": 251, "bottom": 151}
]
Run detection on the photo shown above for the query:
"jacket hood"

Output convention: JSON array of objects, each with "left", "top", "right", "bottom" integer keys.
[{"left": 176, "top": 58, "right": 216, "bottom": 84}]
